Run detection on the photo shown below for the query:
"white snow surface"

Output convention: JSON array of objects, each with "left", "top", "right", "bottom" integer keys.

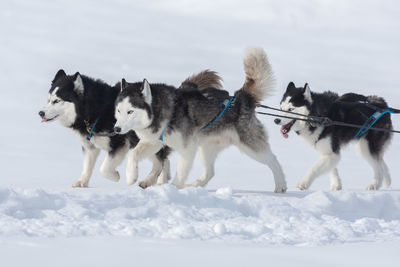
[
  {"left": 1, "top": 0, "right": 400, "bottom": 266},
  {"left": 1, "top": 185, "right": 400, "bottom": 246}
]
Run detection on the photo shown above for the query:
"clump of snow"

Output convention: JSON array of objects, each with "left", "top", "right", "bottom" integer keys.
[
  {"left": 1, "top": 186, "right": 399, "bottom": 246},
  {"left": 213, "top": 223, "right": 227, "bottom": 235},
  {"left": 215, "top": 187, "right": 233, "bottom": 198}
]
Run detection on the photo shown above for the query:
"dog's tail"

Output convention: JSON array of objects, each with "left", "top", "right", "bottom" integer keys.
[
  {"left": 240, "top": 47, "right": 275, "bottom": 102},
  {"left": 179, "top": 69, "right": 223, "bottom": 90}
]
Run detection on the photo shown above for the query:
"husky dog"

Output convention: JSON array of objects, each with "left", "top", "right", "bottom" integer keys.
[
  {"left": 114, "top": 48, "right": 287, "bottom": 193},
  {"left": 38, "top": 70, "right": 170, "bottom": 188},
  {"left": 274, "top": 82, "right": 393, "bottom": 190}
]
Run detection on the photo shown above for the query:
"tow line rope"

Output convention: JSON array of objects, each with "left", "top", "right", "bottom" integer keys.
[{"left": 257, "top": 104, "right": 400, "bottom": 135}]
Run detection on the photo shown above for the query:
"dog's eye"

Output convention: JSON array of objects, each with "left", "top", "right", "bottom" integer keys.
[
  {"left": 127, "top": 110, "right": 134, "bottom": 115},
  {"left": 288, "top": 108, "right": 294, "bottom": 112},
  {"left": 117, "top": 109, "right": 120, "bottom": 113},
  {"left": 53, "top": 99, "right": 60, "bottom": 104}
]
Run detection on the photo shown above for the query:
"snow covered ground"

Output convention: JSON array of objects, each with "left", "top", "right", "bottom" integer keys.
[{"left": 1, "top": 0, "right": 400, "bottom": 266}]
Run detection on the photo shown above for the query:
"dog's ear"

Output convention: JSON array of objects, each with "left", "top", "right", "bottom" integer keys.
[
  {"left": 287, "top": 82, "right": 295, "bottom": 90},
  {"left": 52, "top": 69, "right": 66, "bottom": 84},
  {"left": 120, "top": 78, "right": 127, "bottom": 91},
  {"left": 72, "top": 72, "right": 84, "bottom": 95},
  {"left": 141, "top": 79, "right": 152, "bottom": 105},
  {"left": 303, "top": 83, "right": 312, "bottom": 102}
]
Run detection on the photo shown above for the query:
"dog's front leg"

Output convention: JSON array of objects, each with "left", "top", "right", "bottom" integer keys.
[
  {"left": 297, "top": 153, "right": 340, "bottom": 190},
  {"left": 72, "top": 145, "right": 100, "bottom": 187},
  {"left": 99, "top": 144, "right": 129, "bottom": 182},
  {"left": 126, "top": 141, "right": 163, "bottom": 186}
]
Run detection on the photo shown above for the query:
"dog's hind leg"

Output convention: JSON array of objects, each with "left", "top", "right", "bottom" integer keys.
[
  {"left": 72, "top": 145, "right": 100, "bottom": 187},
  {"left": 297, "top": 153, "right": 340, "bottom": 190},
  {"left": 100, "top": 145, "right": 129, "bottom": 183},
  {"left": 329, "top": 168, "right": 342, "bottom": 191},
  {"left": 238, "top": 142, "right": 287, "bottom": 193},
  {"left": 356, "top": 139, "right": 384, "bottom": 190},
  {"left": 171, "top": 145, "right": 198, "bottom": 189},
  {"left": 190, "top": 143, "right": 226, "bottom": 187},
  {"left": 381, "top": 159, "right": 391, "bottom": 188}
]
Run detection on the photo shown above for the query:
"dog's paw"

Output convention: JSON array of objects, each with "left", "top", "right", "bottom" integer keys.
[
  {"left": 190, "top": 180, "right": 205, "bottom": 187},
  {"left": 101, "top": 170, "right": 120, "bottom": 182},
  {"left": 156, "top": 174, "right": 170, "bottom": 185},
  {"left": 171, "top": 180, "right": 185, "bottom": 189},
  {"left": 274, "top": 183, "right": 287, "bottom": 193},
  {"left": 72, "top": 180, "right": 88, "bottom": 188},
  {"left": 126, "top": 171, "right": 138, "bottom": 186},
  {"left": 365, "top": 183, "right": 378, "bottom": 191},
  {"left": 126, "top": 177, "right": 137, "bottom": 186},
  {"left": 138, "top": 180, "right": 153, "bottom": 189},
  {"left": 296, "top": 181, "right": 309, "bottom": 190},
  {"left": 109, "top": 172, "right": 120, "bottom": 182},
  {"left": 156, "top": 179, "right": 169, "bottom": 186},
  {"left": 330, "top": 183, "right": 342, "bottom": 191}
]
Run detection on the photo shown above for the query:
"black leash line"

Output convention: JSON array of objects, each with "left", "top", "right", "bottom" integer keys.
[{"left": 257, "top": 105, "right": 400, "bottom": 134}]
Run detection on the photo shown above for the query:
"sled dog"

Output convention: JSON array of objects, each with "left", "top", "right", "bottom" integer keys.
[
  {"left": 39, "top": 70, "right": 170, "bottom": 187},
  {"left": 275, "top": 82, "right": 393, "bottom": 190},
  {"left": 114, "top": 48, "right": 287, "bottom": 192}
]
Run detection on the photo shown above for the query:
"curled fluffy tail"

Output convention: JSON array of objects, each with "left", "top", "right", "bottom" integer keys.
[
  {"left": 241, "top": 47, "right": 275, "bottom": 102},
  {"left": 180, "top": 69, "right": 223, "bottom": 90}
]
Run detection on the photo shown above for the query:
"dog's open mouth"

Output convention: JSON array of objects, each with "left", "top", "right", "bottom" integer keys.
[
  {"left": 41, "top": 115, "right": 59, "bottom": 123},
  {"left": 280, "top": 120, "right": 296, "bottom": 139}
]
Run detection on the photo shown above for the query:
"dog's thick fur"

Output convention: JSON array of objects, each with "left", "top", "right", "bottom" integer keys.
[
  {"left": 39, "top": 70, "right": 170, "bottom": 187},
  {"left": 114, "top": 48, "right": 287, "bottom": 192},
  {"left": 275, "top": 82, "right": 393, "bottom": 190}
]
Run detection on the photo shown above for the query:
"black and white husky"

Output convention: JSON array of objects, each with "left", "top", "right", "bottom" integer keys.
[
  {"left": 274, "top": 82, "right": 393, "bottom": 190},
  {"left": 113, "top": 48, "right": 287, "bottom": 193},
  {"left": 39, "top": 70, "right": 170, "bottom": 187}
]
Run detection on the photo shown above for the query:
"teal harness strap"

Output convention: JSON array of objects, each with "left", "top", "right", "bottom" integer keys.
[
  {"left": 160, "top": 122, "right": 168, "bottom": 142},
  {"left": 354, "top": 108, "right": 394, "bottom": 138},
  {"left": 86, "top": 118, "right": 99, "bottom": 141},
  {"left": 202, "top": 97, "right": 235, "bottom": 130}
]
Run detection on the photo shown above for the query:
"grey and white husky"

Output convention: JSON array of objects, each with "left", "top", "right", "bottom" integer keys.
[
  {"left": 274, "top": 82, "right": 393, "bottom": 190},
  {"left": 114, "top": 48, "right": 287, "bottom": 192},
  {"left": 38, "top": 70, "right": 170, "bottom": 187}
]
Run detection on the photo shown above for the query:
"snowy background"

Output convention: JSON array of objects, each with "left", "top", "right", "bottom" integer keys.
[{"left": 1, "top": 0, "right": 400, "bottom": 266}]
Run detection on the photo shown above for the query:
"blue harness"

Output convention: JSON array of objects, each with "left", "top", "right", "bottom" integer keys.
[
  {"left": 160, "top": 122, "right": 168, "bottom": 142},
  {"left": 354, "top": 107, "right": 394, "bottom": 138},
  {"left": 159, "top": 96, "right": 235, "bottom": 141},
  {"left": 85, "top": 118, "right": 99, "bottom": 141},
  {"left": 202, "top": 97, "right": 235, "bottom": 130}
]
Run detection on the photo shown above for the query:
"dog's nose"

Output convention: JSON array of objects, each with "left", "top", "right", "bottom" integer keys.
[
  {"left": 274, "top": 118, "right": 281, "bottom": 125},
  {"left": 39, "top": 111, "right": 45, "bottom": 118},
  {"left": 114, "top": 127, "right": 121, "bottom": 133}
]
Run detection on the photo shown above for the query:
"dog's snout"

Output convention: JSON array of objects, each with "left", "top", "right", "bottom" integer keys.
[
  {"left": 114, "top": 127, "right": 121, "bottom": 133},
  {"left": 39, "top": 111, "right": 45, "bottom": 118},
  {"left": 274, "top": 118, "right": 281, "bottom": 125}
]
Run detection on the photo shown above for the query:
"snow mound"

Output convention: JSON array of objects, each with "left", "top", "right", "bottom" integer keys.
[{"left": 1, "top": 186, "right": 400, "bottom": 246}]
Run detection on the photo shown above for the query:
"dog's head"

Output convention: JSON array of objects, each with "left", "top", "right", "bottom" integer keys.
[
  {"left": 274, "top": 82, "right": 313, "bottom": 138},
  {"left": 114, "top": 79, "right": 153, "bottom": 134},
  {"left": 39, "top": 70, "right": 86, "bottom": 127}
]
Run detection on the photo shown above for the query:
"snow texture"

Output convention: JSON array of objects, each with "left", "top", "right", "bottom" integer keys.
[{"left": 1, "top": 186, "right": 400, "bottom": 246}]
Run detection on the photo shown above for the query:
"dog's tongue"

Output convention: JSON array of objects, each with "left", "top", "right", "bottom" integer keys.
[
  {"left": 41, "top": 119, "right": 47, "bottom": 123},
  {"left": 280, "top": 126, "right": 289, "bottom": 139}
]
